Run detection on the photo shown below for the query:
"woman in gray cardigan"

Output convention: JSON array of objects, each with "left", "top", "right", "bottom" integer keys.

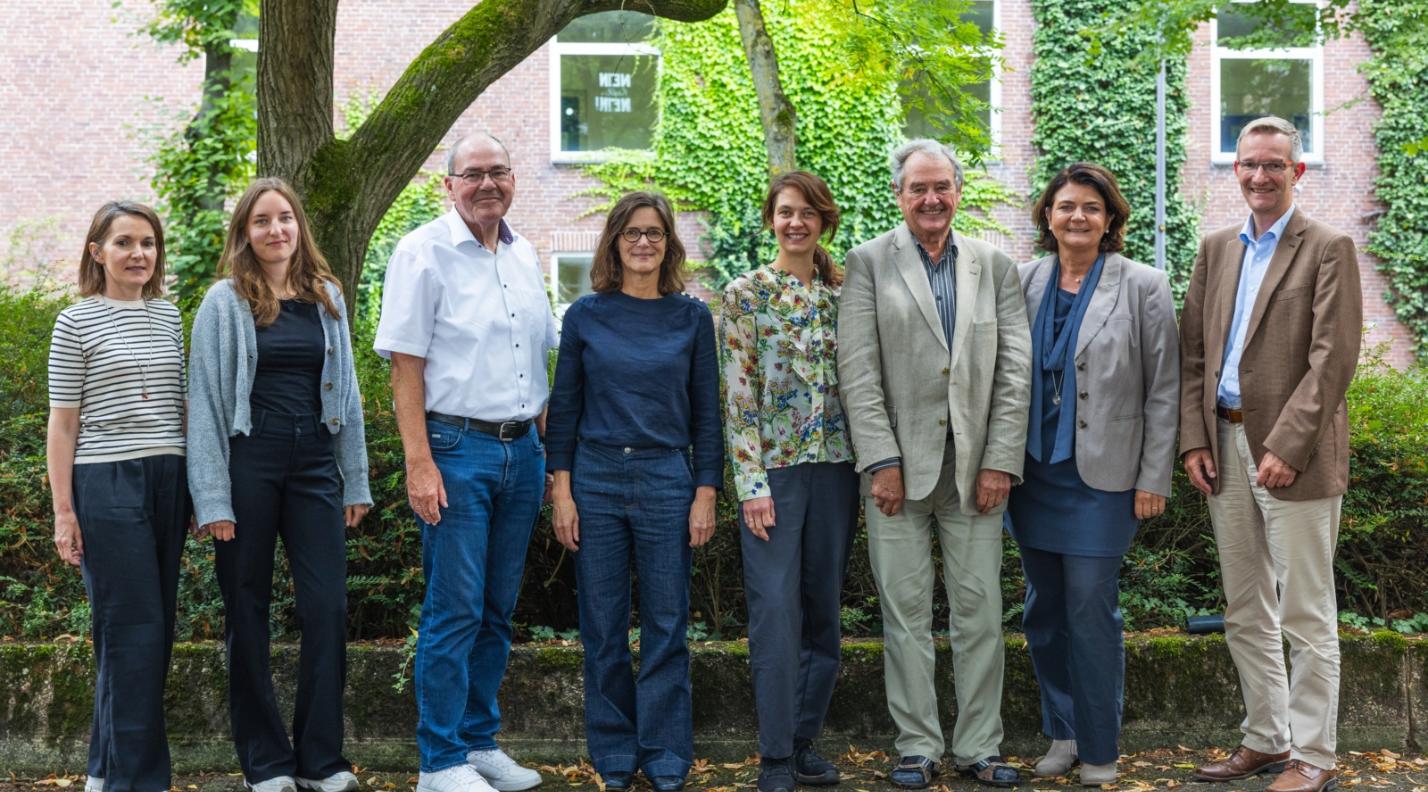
[{"left": 188, "top": 178, "right": 371, "bottom": 792}]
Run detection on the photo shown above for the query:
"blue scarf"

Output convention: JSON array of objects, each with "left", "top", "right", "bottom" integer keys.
[{"left": 1027, "top": 253, "right": 1105, "bottom": 464}]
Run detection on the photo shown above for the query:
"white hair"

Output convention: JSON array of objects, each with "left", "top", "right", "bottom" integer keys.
[
  {"left": 446, "top": 132, "right": 510, "bottom": 174},
  {"left": 890, "top": 138, "right": 965, "bottom": 190}
]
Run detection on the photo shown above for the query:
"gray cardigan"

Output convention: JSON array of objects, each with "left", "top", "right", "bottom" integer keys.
[{"left": 187, "top": 278, "right": 372, "bottom": 526}]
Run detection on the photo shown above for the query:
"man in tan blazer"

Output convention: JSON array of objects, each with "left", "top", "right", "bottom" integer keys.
[
  {"left": 837, "top": 139, "right": 1031, "bottom": 790},
  {"left": 1180, "top": 116, "right": 1362, "bottom": 792}
]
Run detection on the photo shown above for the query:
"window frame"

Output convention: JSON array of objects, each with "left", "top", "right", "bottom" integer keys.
[
  {"left": 549, "top": 30, "right": 660, "bottom": 163},
  {"left": 550, "top": 251, "right": 597, "bottom": 314},
  {"left": 1209, "top": 0, "right": 1324, "bottom": 165}
]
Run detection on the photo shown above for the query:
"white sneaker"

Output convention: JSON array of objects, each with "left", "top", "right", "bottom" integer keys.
[
  {"left": 84, "top": 777, "right": 103, "bottom": 792},
  {"left": 417, "top": 764, "right": 497, "bottom": 792},
  {"left": 466, "top": 748, "right": 542, "bottom": 792},
  {"left": 297, "top": 771, "right": 360, "bottom": 792},
  {"left": 1080, "top": 761, "right": 1118, "bottom": 786},
  {"left": 245, "top": 776, "right": 298, "bottom": 792}
]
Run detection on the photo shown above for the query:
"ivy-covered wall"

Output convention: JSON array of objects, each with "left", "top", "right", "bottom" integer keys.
[
  {"left": 588, "top": 0, "right": 1015, "bottom": 289},
  {"left": 1360, "top": 0, "right": 1428, "bottom": 361},
  {"left": 1029, "top": 0, "right": 1201, "bottom": 296}
]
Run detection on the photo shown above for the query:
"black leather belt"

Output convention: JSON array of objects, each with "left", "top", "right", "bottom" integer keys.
[{"left": 426, "top": 411, "right": 533, "bottom": 441}]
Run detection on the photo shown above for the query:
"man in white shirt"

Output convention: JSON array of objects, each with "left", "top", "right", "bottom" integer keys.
[{"left": 375, "top": 133, "right": 558, "bottom": 792}]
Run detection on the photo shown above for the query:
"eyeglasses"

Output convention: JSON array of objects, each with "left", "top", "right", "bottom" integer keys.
[
  {"left": 1235, "top": 160, "right": 1293, "bottom": 175},
  {"left": 451, "top": 167, "right": 512, "bottom": 184},
  {"left": 620, "top": 227, "right": 666, "bottom": 243}
]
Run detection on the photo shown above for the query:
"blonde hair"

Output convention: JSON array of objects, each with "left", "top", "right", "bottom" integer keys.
[{"left": 219, "top": 178, "right": 340, "bottom": 327}]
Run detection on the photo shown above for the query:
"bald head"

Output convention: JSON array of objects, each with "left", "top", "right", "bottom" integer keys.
[{"left": 446, "top": 133, "right": 510, "bottom": 174}]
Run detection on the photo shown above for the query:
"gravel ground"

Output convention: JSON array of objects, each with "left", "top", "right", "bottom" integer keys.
[{"left": 4, "top": 747, "right": 1425, "bottom": 791}]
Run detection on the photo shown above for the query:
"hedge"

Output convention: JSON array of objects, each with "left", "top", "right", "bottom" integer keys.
[{"left": 0, "top": 286, "right": 1425, "bottom": 641}]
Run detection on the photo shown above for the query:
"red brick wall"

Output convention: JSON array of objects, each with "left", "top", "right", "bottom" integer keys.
[{"left": 0, "top": 0, "right": 1411, "bottom": 355}]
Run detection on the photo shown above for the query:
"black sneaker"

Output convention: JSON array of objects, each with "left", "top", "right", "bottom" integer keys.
[
  {"left": 794, "top": 740, "right": 840, "bottom": 786},
  {"left": 758, "top": 758, "right": 796, "bottom": 792}
]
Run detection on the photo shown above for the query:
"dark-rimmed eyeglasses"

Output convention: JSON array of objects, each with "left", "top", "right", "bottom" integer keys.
[{"left": 620, "top": 227, "right": 666, "bottom": 243}]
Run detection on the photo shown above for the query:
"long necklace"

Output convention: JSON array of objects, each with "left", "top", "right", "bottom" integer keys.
[
  {"left": 102, "top": 298, "right": 154, "bottom": 400},
  {"left": 1051, "top": 368, "right": 1064, "bottom": 406}
]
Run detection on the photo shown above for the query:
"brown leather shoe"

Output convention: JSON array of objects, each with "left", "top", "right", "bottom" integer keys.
[
  {"left": 1192, "top": 746, "right": 1291, "bottom": 781},
  {"left": 1266, "top": 760, "right": 1338, "bottom": 792}
]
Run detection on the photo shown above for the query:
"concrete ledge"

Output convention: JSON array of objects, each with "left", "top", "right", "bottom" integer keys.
[{"left": 1, "top": 633, "right": 1422, "bottom": 772}]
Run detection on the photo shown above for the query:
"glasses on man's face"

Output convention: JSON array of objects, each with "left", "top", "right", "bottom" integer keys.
[
  {"left": 452, "top": 167, "right": 513, "bottom": 185},
  {"left": 1236, "top": 160, "right": 1293, "bottom": 175},
  {"left": 620, "top": 227, "right": 666, "bottom": 243}
]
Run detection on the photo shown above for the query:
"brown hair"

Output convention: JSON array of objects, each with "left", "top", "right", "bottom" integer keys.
[
  {"left": 78, "top": 201, "right": 167, "bottom": 299},
  {"left": 1032, "top": 162, "right": 1132, "bottom": 253},
  {"left": 762, "top": 171, "right": 843, "bottom": 287},
  {"left": 590, "top": 191, "right": 687, "bottom": 296},
  {"left": 219, "top": 177, "right": 340, "bottom": 327}
]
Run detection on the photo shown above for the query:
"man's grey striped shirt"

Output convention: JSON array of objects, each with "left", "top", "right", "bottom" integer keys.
[{"left": 916, "top": 236, "right": 958, "bottom": 350}]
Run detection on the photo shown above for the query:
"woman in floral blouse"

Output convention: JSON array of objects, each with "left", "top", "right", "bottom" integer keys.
[{"left": 719, "top": 171, "right": 858, "bottom": 792}]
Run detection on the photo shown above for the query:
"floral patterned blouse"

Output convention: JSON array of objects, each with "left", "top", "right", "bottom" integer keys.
[{"left": 719, "top": 265, "right": 853, "bottom": 502}]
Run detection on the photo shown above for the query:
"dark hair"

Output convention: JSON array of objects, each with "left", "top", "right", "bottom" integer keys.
[
  {"left": 762, "top": 171, "right": 843, "bottom": 287},
  {"left": 590, "top": 191, "right": 687, "bottom": 296},
  {"left": 1032, "top": 162, "right": 1132, "bottom": 253},
  {"left": 78, "top": 201, "right": 167, "bottom": 299},
  {"left": 219, "top": 177, "right": 341, "bottom": 327}
]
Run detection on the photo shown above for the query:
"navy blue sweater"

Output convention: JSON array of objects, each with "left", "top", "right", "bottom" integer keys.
[{"left": 546, "top": 291, "right": 724, "bottom": 488}]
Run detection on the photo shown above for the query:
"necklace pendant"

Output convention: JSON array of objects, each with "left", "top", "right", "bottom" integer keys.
[
  {"left": 1052, "top": 393, "right": 1061, "bottom": 406},
  {"left": 142, "top": 391, "right": 149, "bottom": 400}
]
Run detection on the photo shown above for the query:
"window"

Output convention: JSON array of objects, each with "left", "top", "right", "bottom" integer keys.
[
  {"left": 550, "top": 11, "right": 660, "bottom": 161},
  {"left": 901, "top": 0, "right": 999, "bottom": 148},
  {"left": 552, "top": 253, "right": 596, "bottom": 314},
  {"left": 1211, "top": 1, "right": 1323, "bottom": 162}
]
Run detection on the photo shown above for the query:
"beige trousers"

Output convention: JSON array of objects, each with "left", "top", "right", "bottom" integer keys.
[
  {"left": 1209, "top": 418, "right": 1341, "bottom": 769},
  {"left": 867, "top": 447, "right": 1006, "bottom": 764}
]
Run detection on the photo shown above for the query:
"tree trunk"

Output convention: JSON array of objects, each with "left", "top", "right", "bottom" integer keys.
[
  {"left": 733, "top": 0, "right": 796, "bottom": 177},
  {"left": 257, "top": 0, "right": 728, "bottom": 305}
]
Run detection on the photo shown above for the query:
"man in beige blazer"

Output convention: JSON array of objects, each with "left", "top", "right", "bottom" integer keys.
[
  {"left": 838, "top": 139, "right": 1031, "bottom": 789},
  {"left": 1180, "top": 116, "right": 1362, "bottom": 792}
]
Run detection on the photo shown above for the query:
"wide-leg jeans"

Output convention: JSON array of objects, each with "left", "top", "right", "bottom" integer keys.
[
  {"left": 216, "top": 411, "right": 350, "bottom": 784},
  {"left": 740, "top": 461, "right": 858, "bottom": 760},
  {"left": 571, "top": 442, "right": 696, "bottom": 780},
  {"left": 74, "top": 453, "right": 189, "bottom": 792},
  {"left": 414, "top": 421, "right": 544, "bottom": 772}
]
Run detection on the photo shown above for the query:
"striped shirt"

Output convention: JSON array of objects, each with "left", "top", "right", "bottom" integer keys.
[
  {"left": 916, "top": 235, "right": 958, "bottom": 350},
  {"left": 48, "top": 296, "right": 186, "bottom": 462}
]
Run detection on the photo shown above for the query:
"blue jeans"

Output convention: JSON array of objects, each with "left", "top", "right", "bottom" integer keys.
[
  {"left": 1019, "top": 545, "right": 1125, "bottom": 765},
  {"left": 572, "top": 442, "right": 695, "bottom": 780},
  {"left": 414, "top": 421, "right": 544, "bottom": 772}
]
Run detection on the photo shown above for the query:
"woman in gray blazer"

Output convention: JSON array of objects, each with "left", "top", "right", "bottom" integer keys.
[{"left": 1007, "top": 163, "right": 1179, "bottom": 787}]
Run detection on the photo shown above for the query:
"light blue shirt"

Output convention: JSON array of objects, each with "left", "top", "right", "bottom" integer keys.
[{"left": 1218, "top": 205, "right": 1296, "bottom": 408}]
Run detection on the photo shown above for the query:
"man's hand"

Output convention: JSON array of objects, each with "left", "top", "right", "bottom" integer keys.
[
  {"left": 1134, "top": 490, "right": 1166, "bottom": 520},
  {"left": 407, "top": 457, "right": 447, "bottom": 525},
  {"left": 552, "top": 495, "right": 580, "bottom": 552},
  {"left": 689, "top": 486, "right": 717, "bottom": 548},
  {"left": 742, "top": 496, "right": 776, "bottom": 541},
  {"left": 975, "top": 469, "right": 1011, "bottom": 514},
  {"left": 207, "top": 520, "right": 236, "bottom": 541},
  {"left": 1183, "top": 448, "right": 1217, "bottom": 495},
  {"left": 871, "top": 467, "right": 905, "bottom": 516},
  {"left": 345, "top": 504, "right": 370, "bottom": 528},
  {"left": 1256, "top": 450, "right": 1298, "bottom": 489}
]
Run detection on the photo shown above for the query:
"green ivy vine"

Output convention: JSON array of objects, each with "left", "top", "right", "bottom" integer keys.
[
  {"left": 1030, "top": 0, "right": 1201, "bottom": 298},
  {"left": 586, "top": 0, "right": 1017, "bottom": 290},
  {"left": 1359, "top": 0, "right": 1428, "bottom": 360}
]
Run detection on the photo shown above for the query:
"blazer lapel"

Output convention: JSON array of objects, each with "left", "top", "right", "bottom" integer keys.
[
  {"left": 949, "top": 232, "right": 981, "bottom": 372},
  {"left": 1075, "top": 253, "right": 1123, "bottom": 358},
  {"left": 1023, "top": 256, "right": 1054, "bottom": 319},
  {"left": 1243, "top": 211, "right": 1306, "bottom": 346},
  {"left": 892, "top": 225, "right": 949, "bottom": 351}
]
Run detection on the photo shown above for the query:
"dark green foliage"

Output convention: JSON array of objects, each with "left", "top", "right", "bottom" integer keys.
[
  {"left": 3, "top": 284, "right": 1425, "bottom": 639},
  {"left": 1030, "top": 0, "right": 1201, "bottom": 299},
  {"left": 1360, "top": 0, "right": 1428, "bottom": 359}
]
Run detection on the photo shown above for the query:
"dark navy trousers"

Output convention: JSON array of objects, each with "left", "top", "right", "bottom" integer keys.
[
  {"left": 739, "top": 462, "right": 858, "bottom": 759},
  {"left": 74, "top": 453, "right": 189, "bottom": 792},
  {"left": 216, "top": 411, "right": 350, "bottom": 783},
  {"left": 1019, "top": 545, "right": 1126, "bottom": 765}
]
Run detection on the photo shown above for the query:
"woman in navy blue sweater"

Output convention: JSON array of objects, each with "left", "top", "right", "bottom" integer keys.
[{"left": 546, "top": 191, "right": 721, "bottom": 792}]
